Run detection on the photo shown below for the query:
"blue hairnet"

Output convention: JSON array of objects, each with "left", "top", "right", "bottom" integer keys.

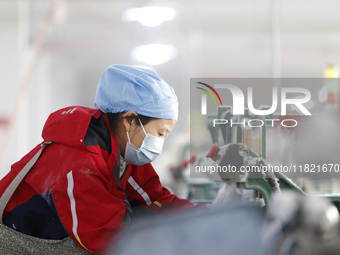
[{"left": 94, "top": 65, "right": 178, "bottom": 120}]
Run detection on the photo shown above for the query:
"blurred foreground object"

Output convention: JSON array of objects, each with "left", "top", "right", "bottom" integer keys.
[
  {"left": 264, "top": 191, "right": 340, "bottom": 255},
  {"left": 106, "top": 201, "right": 264, "bottom": 255},
  {"left": 107, "top": 191, "right": 340, "bottom": 255}
]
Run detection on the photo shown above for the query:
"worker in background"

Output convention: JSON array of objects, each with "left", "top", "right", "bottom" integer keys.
[{"left": 0, "top": 65, "right": 196, "bottom": 254}]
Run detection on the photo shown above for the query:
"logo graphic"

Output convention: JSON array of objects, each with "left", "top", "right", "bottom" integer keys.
[
  {"left": 197, "top": 83, "right": 312, "bottom": 117},
  {"left": 195, "top": 81, "right": 313, "bottom": 129},
  {"left": 196, "top": 82, "right": 223, "bottom": 115}
]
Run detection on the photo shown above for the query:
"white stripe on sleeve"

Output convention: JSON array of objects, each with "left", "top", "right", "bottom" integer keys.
[
  {"left": 128, "top": 176, "right": 152, "bottom": 206},
  {"left": 67, "top": 171, "right": 78, "bottom": 238}
]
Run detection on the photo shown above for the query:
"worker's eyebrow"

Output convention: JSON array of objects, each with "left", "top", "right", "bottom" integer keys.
[{"left": 159, "top": 128, "right": 171, "bottom": 134}]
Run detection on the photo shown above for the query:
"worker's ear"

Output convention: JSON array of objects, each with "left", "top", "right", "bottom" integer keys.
[{"left": 122, "top": 111, "right": 138, "bottom": 132}]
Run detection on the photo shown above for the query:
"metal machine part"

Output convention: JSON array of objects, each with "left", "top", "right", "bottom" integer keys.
[{"left": 217, "top": 143, "right": 249, "bottom": 182}]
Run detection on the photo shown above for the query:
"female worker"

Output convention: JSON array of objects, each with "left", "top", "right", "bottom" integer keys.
[{"left": 0, "top": 65, "right": 195, "bottom": 254}]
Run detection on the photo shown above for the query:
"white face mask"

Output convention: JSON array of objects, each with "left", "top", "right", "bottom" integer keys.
[{"left": 124, "top": 119, "right": 164, "bottom": 165}]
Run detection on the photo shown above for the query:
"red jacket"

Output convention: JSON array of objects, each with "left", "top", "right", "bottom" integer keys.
[{"left": 0, "top": 106, "right": 194, "bottom": 253}]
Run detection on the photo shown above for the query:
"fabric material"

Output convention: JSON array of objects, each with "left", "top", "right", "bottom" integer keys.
[
  {"left": 94, "top": 65, "right": 178, "bottom": 120},
  {"left": 0, "top": 106, "right": 194, "bottom": 254},
  {"left": 0, "top": 223, "right": 90, "bottom": 255}
]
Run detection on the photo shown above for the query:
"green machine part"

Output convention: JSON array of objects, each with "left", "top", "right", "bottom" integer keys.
[
  {"left": 241, "top": 148, "right": 340, "bottom": 210},
  {"left": 240, "top": 148, "right": 305, "bottom": 206},
  {"left": 240, "top": 170, "right": 305, "bottom": 207}
]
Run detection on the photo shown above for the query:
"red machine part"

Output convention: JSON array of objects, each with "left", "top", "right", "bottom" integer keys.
[{"left": 206, "top": 143, "right": 220, "bottom": 160}]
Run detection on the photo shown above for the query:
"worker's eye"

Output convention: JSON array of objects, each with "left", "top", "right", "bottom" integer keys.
[{"left": 158, "top": 133, "right": 164, "bottom": 137}]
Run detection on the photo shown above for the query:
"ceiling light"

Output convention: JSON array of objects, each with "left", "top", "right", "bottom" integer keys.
[
  {"left": 324, "top": 65, "right": 339, "bottom": 79},
  {"left": 122, "top": 6, "right": 177, "bottom": 27}
]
